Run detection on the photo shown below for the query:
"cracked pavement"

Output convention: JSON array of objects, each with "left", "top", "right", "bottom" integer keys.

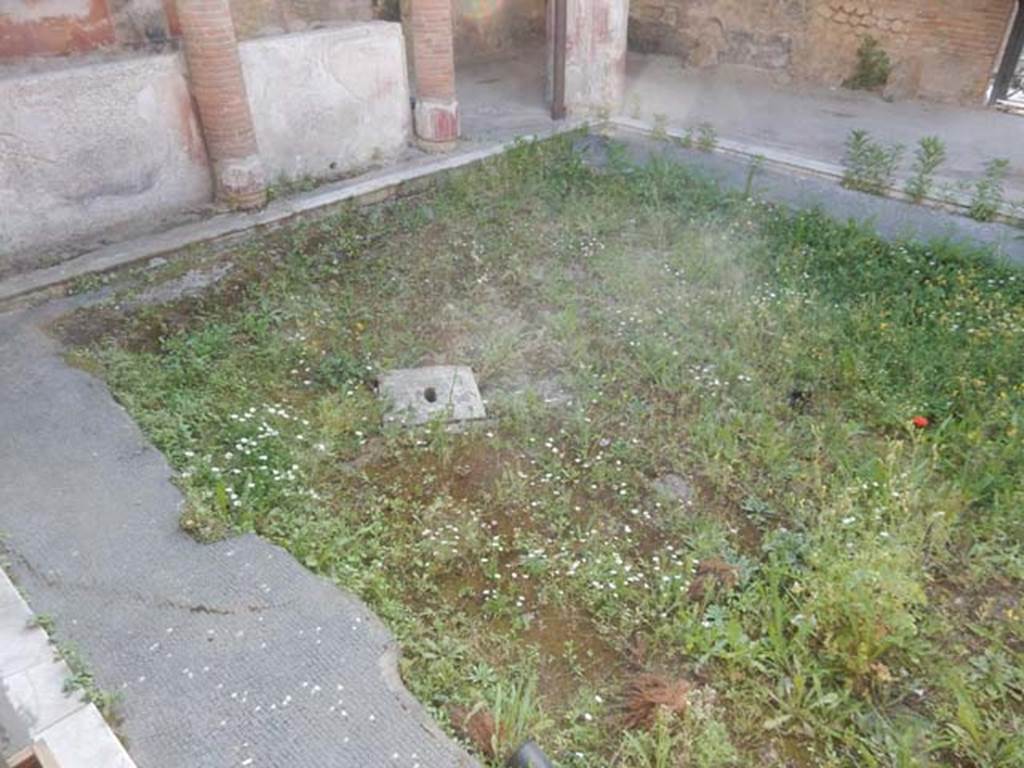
[{"left": 0, "top": 301, "right": 476, "bottom": 768}]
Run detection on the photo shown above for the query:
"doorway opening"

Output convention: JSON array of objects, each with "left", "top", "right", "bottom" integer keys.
[
  {"left": 452, "top": 0, "right": 561, "bottom": 136},
  {"left": 992, "top": 0, "right": 1024, "bottom": 107}
]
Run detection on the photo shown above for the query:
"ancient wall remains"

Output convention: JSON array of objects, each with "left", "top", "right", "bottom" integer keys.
[
  {"left": 0, "top": 22, "right": 411, "bottom": 271},
  {"left": 453, "top": 0, "right": 545, "bottom": 56},
  {"left": 628, "top": 0, "right": 1017, "bottom": 103},
  {"left": 0, "top": 0, "right": 374, "bottom": 58}
]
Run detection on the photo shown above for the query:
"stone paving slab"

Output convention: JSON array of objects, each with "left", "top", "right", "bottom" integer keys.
[
  {"left": 0, "top": 564, "right": 137, "bottom": 768},
  {"left": 0, "top": 303, "right": 478, "bottom": 768}
]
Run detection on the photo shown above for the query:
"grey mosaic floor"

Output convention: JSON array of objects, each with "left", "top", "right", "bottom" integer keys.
[{"left": 0, "top": 302, "right": 476, "bottom": 768}]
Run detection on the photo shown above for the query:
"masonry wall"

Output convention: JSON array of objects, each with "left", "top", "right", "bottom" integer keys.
[
  {"left": 452, "top": 0, "right": 545, "bottom": 57},
  {"left": 396, "top": 0, "right": 543, "bottom": 63},
  {"left": 629, "top": 0, "right": 1016, "bottom": 104},
  {"left": 0, "top": 22, "right": 411, "bottom": 273},
  {"left": 0, "top": 0, "right": 374, "bottom": 59},
  {"left": 0, "top": 52, "right": 211, "bottom": 274}
]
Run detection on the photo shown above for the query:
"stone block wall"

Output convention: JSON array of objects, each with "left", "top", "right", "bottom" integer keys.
[
  {"left": 629, "top": 0, "right": 1016, "bottom": 104},
  {"left": 229, "top": 0, "right": 373, "bottom": 39}
]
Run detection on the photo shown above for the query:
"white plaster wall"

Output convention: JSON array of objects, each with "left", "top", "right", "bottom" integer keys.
[
  {"left": 0, "top": 52, "right": 213, "bottom": 273},
  {"left": 240, "top": 22, "right": 412, "bottom": 184}
]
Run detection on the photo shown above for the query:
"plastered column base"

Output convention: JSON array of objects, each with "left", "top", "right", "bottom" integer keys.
[
  {"left": 414, "top": 97, "right": 460, "bottom": 151},
  {"left": 214, "top": 154, "right": 267, "bottom": 209}
]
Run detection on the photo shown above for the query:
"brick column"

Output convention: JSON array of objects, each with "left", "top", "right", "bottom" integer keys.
[
  {"left": 409, "top": 0, "right": 459, "bottom": 149},
  {"left": 176, "top": 0, "right": 266, "bottom": 209}
]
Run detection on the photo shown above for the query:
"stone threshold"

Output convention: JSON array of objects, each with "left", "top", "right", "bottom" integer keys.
[
  {"left": 608, "top": 116, "right": 1024, "bottom": 228},
  {"left": 0, "top": 123, "right": 584, "bottom": 310},
  {"left": 0, "top": 567, "right": 136, "bottom": 768}
]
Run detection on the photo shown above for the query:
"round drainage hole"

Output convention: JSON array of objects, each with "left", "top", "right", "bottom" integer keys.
[{"left": 423, "top": 387, "right": 438, "bottom": 403}]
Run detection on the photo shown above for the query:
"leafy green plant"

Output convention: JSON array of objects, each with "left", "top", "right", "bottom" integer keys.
[
  {"left": 945, "top": 679, "right": 1024, "bottom": 767},
  {"left": 28, "top": 613, "right": 56, "bottom": 634},
  {"left": 618, "top": 710, "right": 679, "bottom": 768},
  {"left": 844, "top": 36, "right": 891, "bottom": 91},
  {"left": 65, "top": 272, "right": 108, "bottom": 296},
  {"left": 618, "top": 700, "right": 739, "bottom": 768},
  {"left": 904, "top": 136, "right": 947, "bottom": 202},
  {"left": 803, "top": 534, "right": 926, "bottom": 683},
  {"left": 487, "top": 676, "right": 549, "bottom": 759},
  {"left": 968, "top": 158, "right": 1010, "bottom": 222},
  {"left": 629, "top": 94, "right": 643, "bottom": 120},
  {"left": 685, "top": 700, "right": 740, "bottom": 768},
  {"left": 842, "top": 129, "right": 903, "bottom": 194},
  {"left": 651, "top": 114, "right": 669, "bottom": 141},
  {"left": 675, "top": 128, "right": 695, "bottom": 150},
  {"left": 58, "top": 642, "right": 122, "bottom": 725},
  {"left": 697, "top": 122, "right": 718, "bottom": 152}
]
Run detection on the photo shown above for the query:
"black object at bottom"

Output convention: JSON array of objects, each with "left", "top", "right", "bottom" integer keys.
[{"left": 507, "top": 740, "right": 554, "bottom": 768}]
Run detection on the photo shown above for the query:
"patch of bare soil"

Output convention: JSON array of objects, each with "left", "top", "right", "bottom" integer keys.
[{"left": 51, "top": 260, "right": 255, "bottom": 352}]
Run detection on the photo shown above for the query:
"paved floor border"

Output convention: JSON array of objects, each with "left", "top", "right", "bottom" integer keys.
[
  {"left": 607, "top": 116, "right": 1024, "bottom": 227},
  {"left": 0, "top": 123, "right": 583, "bottom": 310},
  {"left": 0, "top": 566, "right": 136, "bottom": 768},
  {"left": 6, "top": 113, "right": 1018, "bottom": 311}
]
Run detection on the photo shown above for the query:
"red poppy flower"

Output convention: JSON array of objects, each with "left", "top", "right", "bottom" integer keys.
[{"left": 912, "top": 416, "right": 930, "bottom": 428}]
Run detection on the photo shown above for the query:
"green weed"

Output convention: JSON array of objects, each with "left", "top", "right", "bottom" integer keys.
[
  {"left": 842, "top": 129, "right": 903, "bottom": 195},
  {"left": 72, "top": 133, "right": 1024, "bottom": 767},
  {"left": 844, "top": 36, "right": 891, "bottom": 91},
  {"left": 696, "top": 122, "right": 717, "bottom": 152},
  {"left": 968, "top": 158, "right": 1011, "bottom": 222},
  {"left": 905, "top": 136, "right": 947, "bottom": 203}
]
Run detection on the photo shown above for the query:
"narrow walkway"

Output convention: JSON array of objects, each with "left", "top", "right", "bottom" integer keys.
[
  {"left": 625, "top": 53, "right": 1024, "bottom": 200},
  {"left": 602, "top": 128, "right": 1024, "bottom": 266},
  {"left": 456, "top": 47, "right": 1024, "bottom": 202},
  {"left": 0, "top": 302, "right": 476, "bottom": 767}
]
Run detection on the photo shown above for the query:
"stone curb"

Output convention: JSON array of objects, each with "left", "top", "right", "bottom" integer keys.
[
  {"left": 608, "top": 116, "right": 1024, "bottom": 227},
  {"left": 0, "top": 122, "right": 584, "bottom": 310},
  {"left": 0, "top": 566, "right": 136, "bottom": 768}
]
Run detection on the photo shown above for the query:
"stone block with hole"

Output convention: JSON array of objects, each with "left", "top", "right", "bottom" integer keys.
[{"left": 377, "top": 366, "right": 486, "bottom": 426}]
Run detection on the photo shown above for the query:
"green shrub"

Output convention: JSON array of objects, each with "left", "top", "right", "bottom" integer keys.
[
  {"left": 844, "top": 36, "right": 891, "bottom": 91},
  {"left": 842, "top": 129, "right": 903, "bottom": 195},
  {"left": 905, "top": 136, "right": 947, "bottom": 202},
  {"left": 968, "top": 158, "right": 1010, "bottom": 222},
  {"left": 803, "top": 532, "right": 926, "bottom": 684},
  {"left": 696, "top": 122, "right": 718, "bottom": 152}
]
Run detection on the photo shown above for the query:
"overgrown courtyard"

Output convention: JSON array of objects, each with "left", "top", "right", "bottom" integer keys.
[{"left": 62, "top": 135, "right": 1022, "bottom": 767}]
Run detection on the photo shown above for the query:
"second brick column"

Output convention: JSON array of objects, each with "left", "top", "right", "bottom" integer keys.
[
  {"left": 409, "top": 0, "right": 460, "bottom": 149},
  {"left": 176, "top": 0, "right": 267, "bottom": 209}
]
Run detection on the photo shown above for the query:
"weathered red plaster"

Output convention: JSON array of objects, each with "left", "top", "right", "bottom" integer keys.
[
  {"left": 594, "top": 4, "right": 609, "bottom": 42},
  {"left": 432, "top": 108, "right": 457, "bottom": 140},
  {"left": 162, "top": 0, "right": 181, "bottom": 37},
  {"left": 0, "top": 0, "right": 116, "bottom": 59}
]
